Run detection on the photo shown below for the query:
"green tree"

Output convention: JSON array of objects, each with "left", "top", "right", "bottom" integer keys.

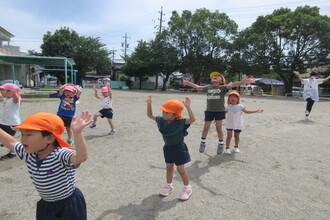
[
  {"left": 123, "top": 40, "right": 153, "bottom": 89},
  {"left": 236, "top": 6, "right": 330, "bottom": 93},
  {"left": 166, "top": 8, "right": 238, "bottom": 83},
  {"left": 41, "top": 27, "right": 111, "bottom": 84}
]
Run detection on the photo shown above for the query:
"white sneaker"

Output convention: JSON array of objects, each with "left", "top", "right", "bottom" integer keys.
[
  {"left": 233, "top": 148, "right": 240, "bottom": 153},
  {"left": 224, "top": 149, "right": 231, "bottom": 154}
]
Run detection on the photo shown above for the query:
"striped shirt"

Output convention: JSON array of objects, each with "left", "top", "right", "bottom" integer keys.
[{"left": 14, "top": 142, "right": 79, "bottom": 202}]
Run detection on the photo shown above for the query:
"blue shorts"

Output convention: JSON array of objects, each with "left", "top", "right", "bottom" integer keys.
[
  {"left": 204, "top": 111, "right": 226, "bottom": 121},
  {"left": 58, "top": 115, "right": 73, "bottom": 127},
  {"left": 36, "top": 188, "right": 86, "bottom": 220},
  {"left": 163, "top": 142, "right": 191, "bottom": 166},
  {"left": 0, "top": 124, "right": 16, "bottom": 136},
  {"left": 226, "top": 129, "right": 242, "bottom": 133},
  {"left": 99, "top": 108, "right": 113, "bottom": 119}
]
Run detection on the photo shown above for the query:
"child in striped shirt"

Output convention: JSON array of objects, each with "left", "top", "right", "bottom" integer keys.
[{"left": 0, "top": 111, "right": 92, "bottom": 220}]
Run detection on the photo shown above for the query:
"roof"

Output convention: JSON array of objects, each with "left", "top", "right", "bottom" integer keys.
[
  {"left": 254, "top": 78, "right": 284, "bottom": 85},
  {"left": 0, "top": 54, "right": 76, "bottom": 68}
]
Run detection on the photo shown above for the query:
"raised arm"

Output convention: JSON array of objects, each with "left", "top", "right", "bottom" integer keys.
[
  {"left": 242, "top": 108, "right": 264, "bottom": 114},
  {"left": 323, "top": 74, "right": 330, "bottom": 82},
  {"left": 293, "top": 71, "right": 303, "bottom": 83},
  {"left": 74, "top": 85, "right": 82, "bottom": 98},
  {"left": 93, "top": 86, "right": 100, "bottom": 99},
  {"left": 69, "top": 111, "right": 93, "bottom": 165},
  {"left": 146, "top": 95, "right": 156, "bottom": 120},
  {"left": 227, "top": 76, "right": 255, "bottom": 89},
  {"left": 0, "top": 128, "right": 18, "bottom": 152},
  {"left": 58, "top": 84, "right": 68, "bottom": 96},
  {"left": 106, "top": 82, "right": 112, "bottom": 98},
  {"left": 182, "top": 78, "right": 205, "bottom": 90},
  {"left": 182, "top": 97, "right": 196, "bottom": 124}
]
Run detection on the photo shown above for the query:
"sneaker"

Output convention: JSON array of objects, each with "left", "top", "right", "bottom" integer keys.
[
  {"left": 305, "top": 110, "right": 310, "bottom": 116},
  {"left": 217, "top": 143, "right": 224, "bottom": 155},
  {"left": 199, "top": 142, "right": 206, "bottom": 153},
  {"left": 67, "top": 139, "right": 74, "bottom": 146},
  {"left": 89, "top": 123, "right": 96, "bottom": 128},
  {"left": 179, "top": 186, "right": 192, "bottom": 201},
  {"left": 159, "top": 185, "right": 173, "bottom": 197},
  {"left": 224, "top": 149, "right": 231, "bottom": 155},
  {"left": 0, "top": 152, "right": 16, "bottom": 161},
  {"left": 233, "top": 148, "right": 240, "bottom": 153},
  {"left": 108, "top": 130, "right": 116, "bottom": 135}
]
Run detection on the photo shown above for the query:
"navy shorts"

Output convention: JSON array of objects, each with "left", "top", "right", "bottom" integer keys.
[
  {"left": 163, "top": 142, "right": 191, "bottom": 166},
  {"left": 226, "top": 129, "right": 242, "bottom": 133},
  {"left": 36, "top": 188, "right": 86, "bottom": 220},
  {"left": 204, "top": 111, "right": 226, "bottom": 121},
  {"left": 0, "top": 124, "right": 16, "bottom": 136},
  {"left": 99, "top": 108, "right": 113, "bottom": 119},
  {"left": 58, "top": 115, "right": 73, "bottom": 127}
]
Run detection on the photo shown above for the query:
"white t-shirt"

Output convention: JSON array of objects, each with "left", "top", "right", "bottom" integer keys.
[
  {"left": 302, "top": 78, "right": 323, "bottom": 101},
  {"left": 100, "top": 96, "right": 112, "bottom": 109},
  {"left": 0, "top": 98, "right": 21, "bottom": 126},
  {"left": 225, "top": 104, "right": 245, "bottom": 130}
]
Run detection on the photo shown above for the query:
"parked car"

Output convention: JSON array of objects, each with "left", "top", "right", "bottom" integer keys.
[
  {"left": 0, "top": 80, "right": 24, "bottom": 89},
  {"left": 292, "top": 86, "right": 303, "bottom": 97}
]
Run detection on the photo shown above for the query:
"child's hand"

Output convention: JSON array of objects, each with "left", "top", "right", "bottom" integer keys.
[
  {"left": 243, "top": 76, "right": 255, "bottom": 85},
  {"left": 71, "top": 111, "right": 93, "bottom": 133},
  {"left": 293, "top": 71, "right": 299, "bottom": 75},
  {"left": 182, "top": 78, "right": 189, "bottom": 86},
  {"left": 256, "top": 108, "right": 264, "bottom": 113},
  {"left": 93, "top": 86, "right": 97, "bottom": 91},
  {"left": 106, "top": 82, "right": 111, "bottom": 87},
  {"left": 182, "top": 97, "right": 191, "bottom": 107},
  {"left": 146, "top": 95, "right": 152, "bottom": 104}
]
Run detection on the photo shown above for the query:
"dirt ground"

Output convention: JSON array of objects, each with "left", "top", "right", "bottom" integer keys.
[{"left": 0, "top": 88, "right": 329, "bottom": 220}]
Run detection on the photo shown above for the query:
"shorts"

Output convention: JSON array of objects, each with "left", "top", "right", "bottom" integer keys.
[
  {"left": 0, "top": 124, "right": 17, "bottom": 136},
  {"left": 99, "top": 108, "right": 113, "bottom": 119},
  {"left": 58, "top": 115, "right": 73, "bottom": 127},
  {"left": 36, "top": 188, "right": 86, "bottom": 220},
  {"left": 163, "top": 142, "right": 191, "bottom": 166},
  {"left": 204, "top": 111, "right": 226, "bottom": 121},
  {"left": 226, "top": 128, "right": 242, "bottom": 133}
]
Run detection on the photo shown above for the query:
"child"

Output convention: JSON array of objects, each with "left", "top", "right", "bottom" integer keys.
[
  {"left": 89, "top": 82, "right": 115, "bottom": 135},
  {"left": 146, "top": 96, "right": 195, "bottom": 201},
  {"left": 0, "top": 110, "right": 92, "bottom": 219},
  {"left": 183, "top": 72, "right": 254, "bottom": 154},
  {"left": 0, "top": 83, "right": 21, "bottom": 160},
  {"left": 224, "top": 91, "right": 263, "bottom": 154},
  {"left": 293, "top": 71, "right": 330, "bottom": 120},
  {"left": 57, "top": 84, "right": 82, "bottom": 145}
]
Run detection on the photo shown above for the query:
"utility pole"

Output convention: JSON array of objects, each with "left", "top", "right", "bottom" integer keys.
[
  {"left": 158, "top": 6, "right": 165, "bottom": 34},
  {"left": 121, "top": 32, "right": 130, "bottom": 60}
]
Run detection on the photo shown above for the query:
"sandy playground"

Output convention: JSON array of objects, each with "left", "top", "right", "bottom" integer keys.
[{"left": 0, "top": 88, "right": 329, "bottom": 220}]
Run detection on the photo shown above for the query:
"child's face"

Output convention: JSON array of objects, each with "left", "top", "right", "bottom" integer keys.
[
  {"left": 64, "top": 90, "right": 74, "bottom": 97},
  {"left": 20, "top": 129, "right": 54, "bottom": 154},
  {"left": 0, "top": 89, "right": 13, "bottom": 98},
  {"left": 162, "top": 111, "right": 177, "bottom": 121},
  {"left": 228, "top": 95, "right": 239, "bottom": 105},
  {"left": 211, "top": 75, "right": 223, "bottom": 85},
  {"left": 102, "top": 92, "right": 109, "bottom": 97}
]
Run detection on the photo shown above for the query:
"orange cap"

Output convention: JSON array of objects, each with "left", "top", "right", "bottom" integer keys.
[
  {"left": 227, "top": 91, "right": 240, "bottom": 104},
  {"left": 160, "top": 99, "right": 184, "bottom": 119},
  {"left": 13, "top": 112, "right": 73, "bottom": 149},
  {"left": 210, "top": 72, "right": 226, "bottom": 85}
]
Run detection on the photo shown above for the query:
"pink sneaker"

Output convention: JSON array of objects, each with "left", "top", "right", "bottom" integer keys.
[
  {"left": 179, "top": 186, "right": 192, "bottom": 200},
  {"left": 159, "top": 185, "right": 173, "bottom": 196}
]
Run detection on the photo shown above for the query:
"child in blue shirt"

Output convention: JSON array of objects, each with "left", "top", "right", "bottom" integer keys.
[
  {"left": 57, "top": 84, "right": 82, "bottom": 146},
  {"left": 146, "top": 96, "right": 195, "bottom": 201}
]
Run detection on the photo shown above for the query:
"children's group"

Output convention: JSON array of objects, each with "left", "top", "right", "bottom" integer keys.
[{"left": 0, "top": 70, "right": 328, "bottom": 219}]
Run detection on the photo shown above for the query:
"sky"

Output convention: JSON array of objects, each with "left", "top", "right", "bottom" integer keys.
[{"left": 1, "top": 0, "right": 329, "bottom": 59}]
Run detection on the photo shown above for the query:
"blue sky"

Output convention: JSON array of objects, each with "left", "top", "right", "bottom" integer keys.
[{"left": 1, "top": 0, "right": 329, "bottom": 59}]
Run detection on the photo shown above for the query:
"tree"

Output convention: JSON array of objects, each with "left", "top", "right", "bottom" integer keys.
[
  {"left": 123, "top": 40, "right": 153, "bottom": 89},
  {"left": 41, "top": 27, "right": 111, "bottom": 84},
  {"left": 166, "top": 8, "right": 238, "bottom": 83},
  {"left": 235, "top": 6, "right": 330, "bottom": 93}
]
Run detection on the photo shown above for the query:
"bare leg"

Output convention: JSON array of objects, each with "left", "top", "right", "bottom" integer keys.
[
  {"left": 215, "top": 120, "right": 224, "bottom": 141},
  {"left": 166, "top": 163, "right": 174, "bottom": 184},
  {"left": 177, "top": 164, "right": 189, "bottom": 186},
  {"left": 201, "top": 121, "right": 212, "bottom": 138},
  {"left": 226, "top": 130, "right": 233, "bottom": 149}
]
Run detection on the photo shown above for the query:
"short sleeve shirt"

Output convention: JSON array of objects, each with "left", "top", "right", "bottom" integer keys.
[
  {"left": 203, "top": 85, "right": 228, "bottom": 112},
  {"left": 57, "top": 95, "right": 79, "bottom": 117},
  {"left": 302, "top": 79, "right": 323, "bottom": 101},
  {"left": 155, "top": 116, "right": 190, "bottom": 146}
]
